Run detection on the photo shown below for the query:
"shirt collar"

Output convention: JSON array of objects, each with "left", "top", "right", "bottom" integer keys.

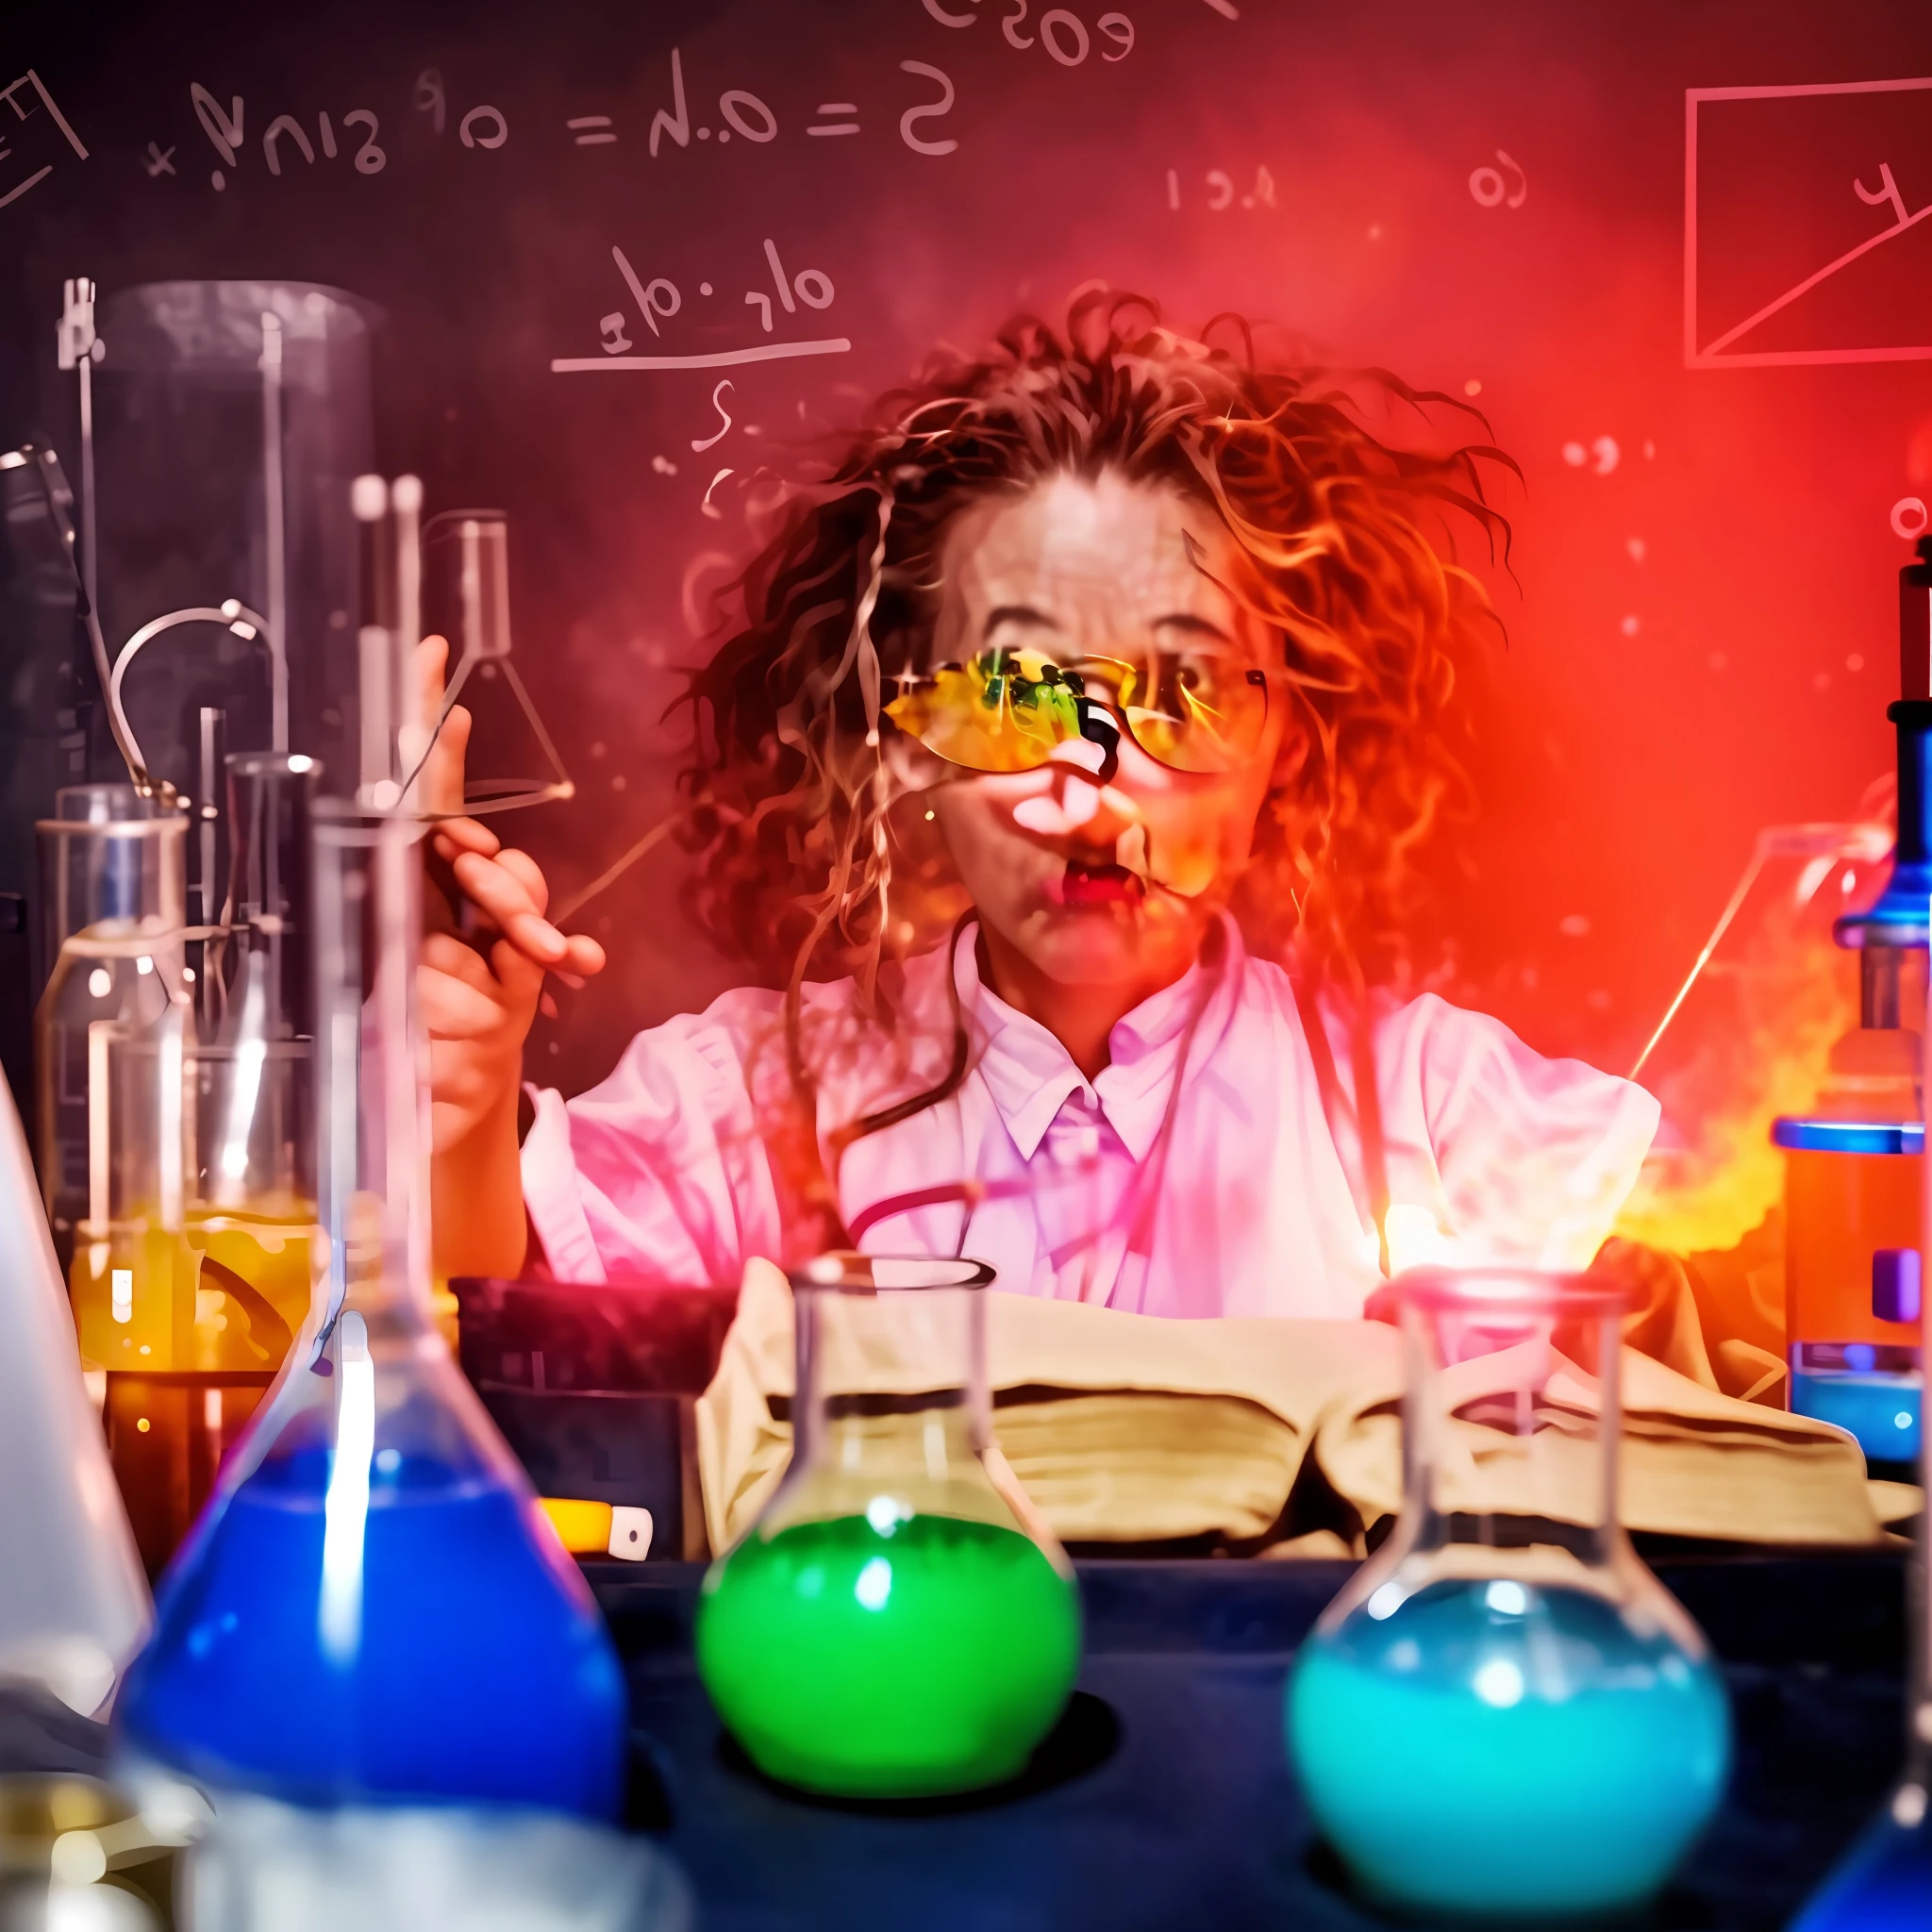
[{"left": 952, "top": 916, "right": 1247, "bottom": 1162}]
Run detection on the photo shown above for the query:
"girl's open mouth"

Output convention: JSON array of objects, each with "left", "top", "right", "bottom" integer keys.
[{"left": 1059, "top": 858, "right": 1144, "bottom": 908}]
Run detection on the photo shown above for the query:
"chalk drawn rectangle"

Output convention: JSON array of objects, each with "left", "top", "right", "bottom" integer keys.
[
  {"left": 1685, "top": 75, "right": 1932, "bottom": 370},
  {"left": 552, "top": 338, "right": 852, "bottom": 373}
]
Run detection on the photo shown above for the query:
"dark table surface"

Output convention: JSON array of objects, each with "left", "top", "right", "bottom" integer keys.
[{"left": 591, "top": 1548, "right": 1912, "bottom": 1932}]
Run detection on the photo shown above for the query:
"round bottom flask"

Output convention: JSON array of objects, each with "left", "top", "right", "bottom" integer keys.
[
  {"left": 697, "top": 1255, "right": 1080, "bottom": 1798},
  {"left": 1287, "top": 1268, "right": 1731, "bottom": 1921}
]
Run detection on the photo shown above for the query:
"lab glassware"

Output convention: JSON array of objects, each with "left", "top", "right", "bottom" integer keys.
[
  {"left": 696, "top": 1253, "right": 1081, "bottom": 1798},
  {"left": 1286, "top": 1267, "right": 1731, "bottom": 1921},
  {"left": 114, "top": 782, "right": 626, "bottom": 1818}
]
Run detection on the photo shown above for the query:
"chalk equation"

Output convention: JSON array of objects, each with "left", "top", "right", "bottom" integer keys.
[
  {"left": 179, "top": 78, "right": 506, "bottom": 191},
  {"left": 1468, "top": 149, "right": 1526, "bottom": 209},
  {"left": 1686, "top": 76, "right": 1932, "bottom": 368},
  {"left": 573, "top": 47, "right": 956, "bottom": 158},
  {"left": 1166, "top": 164, "right": 1274, "bottom": 212},
  {"left": 0, "top": 69, "right": 89, "bottom": 211},
  {"left": 921, "top": 0, "right": 1135, "bottom": 65},
  {"left": 554, "top": 237, "right": 851, "bottom": 375}
]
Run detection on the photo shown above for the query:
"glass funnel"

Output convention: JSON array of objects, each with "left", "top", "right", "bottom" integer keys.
[
  {"left": 1286, "top": 1267, "right": 1732, "bottom": 1922},
  {"left": 696, "top": 1253, "right": 1081, "bottom": 1798},
  {"left": 114, "top": 786, "right": 626, "bottom": 1818}
]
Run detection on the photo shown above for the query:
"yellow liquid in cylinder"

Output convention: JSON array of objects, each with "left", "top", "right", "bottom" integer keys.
[
  {"left": 70, "top": 1225, "right": 193, "bottom": 1370},
  {"left": 183, "top": 1210, "right": 314, "bottom": 1372},
  {"left": 69, "top": 1211, "right": 314, "bottom": 1374}
]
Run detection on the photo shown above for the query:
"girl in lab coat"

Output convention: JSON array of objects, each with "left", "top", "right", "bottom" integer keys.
[{"left": 422, "top": 293, "right": 1657, "bottom": 1313}]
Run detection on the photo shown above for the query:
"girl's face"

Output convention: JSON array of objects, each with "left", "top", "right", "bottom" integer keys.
[{"left": 913, "top": 471, "right": 1291, "bottom": 999}]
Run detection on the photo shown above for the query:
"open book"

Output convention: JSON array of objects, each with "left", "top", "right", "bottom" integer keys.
[{"left": 696, "top": 1260, "right": 1888, "bottom": 1556}]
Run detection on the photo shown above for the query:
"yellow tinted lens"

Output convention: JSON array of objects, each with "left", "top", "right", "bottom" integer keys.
[
  {"left": 1119, "top": 656, "right": 1269, "bottom": 774},
  {"left": 884, "top": 654, "right": 1082, "bottom": 773}
]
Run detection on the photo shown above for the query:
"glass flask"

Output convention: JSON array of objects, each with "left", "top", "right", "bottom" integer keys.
[
  {"left": 115, "top": 780, "right": 626, "bottom": 1816},
  {"left": 696, "top": 1253, "right": 1082, "bottom": 1798},
  {"left": 35, "top": 790, "right": 190, "bottom": 1276},
  {"left": 1789, "top": 1008, "right": 1932, "bottom": 1932},
  {"left": 1287, "top": 1267, "right": 1732, "bottom": 1922}
]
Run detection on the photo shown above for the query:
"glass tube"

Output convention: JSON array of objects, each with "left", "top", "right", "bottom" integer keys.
[
  {"left": 696, "top": 1253, "right": 1082, "bottom": 1797},
  {"left": 115, "top": 585, "right": 625, "bottom": 1816},
  {"left": 1287, "top": 1267, "right": 1732, "bottom": 1921}
]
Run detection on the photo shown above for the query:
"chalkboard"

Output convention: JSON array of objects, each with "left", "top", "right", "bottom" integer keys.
[{"left": 5, "top": 0, "right": 1932, "bottom": 1110}]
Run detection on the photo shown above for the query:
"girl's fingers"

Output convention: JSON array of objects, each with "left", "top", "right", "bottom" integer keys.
[
  {"left": 431, "top": 812, "right": 500, "bottom": 862},
  {"left": 493, "top": 846, "right": 551, "bottom": 915},
  {"left": 561, "top": 934, "right": 607, "bottom": 976},
  {"left": 491, "top": 935, "right": 549, "bottom": 1002},
  {"left": 421, "top": 930, "right": 499, "bottom": 992},
  {"left": 451, "top": 850, "right": 568, "bottom": 963},
  {"left": 420, "top": 963, "right": 512, "bottom": 1040}
]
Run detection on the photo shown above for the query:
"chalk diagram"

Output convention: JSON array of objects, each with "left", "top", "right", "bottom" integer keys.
[{"left": 1685, "top": 76, "right": 1932, "bottom": 369}]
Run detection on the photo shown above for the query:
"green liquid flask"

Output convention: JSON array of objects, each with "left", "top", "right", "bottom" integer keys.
[
  {"left": 696, "top": 1254, "right": 1081, "bottom": 1798},
  {"left": 1287, "top": 1267, "right": 1732, "bottom": 1922}
]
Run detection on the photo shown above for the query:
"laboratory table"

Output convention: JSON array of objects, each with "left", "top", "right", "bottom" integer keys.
[{"left": 593, "top": 1548, "right": 1910, "bottom": 1932}]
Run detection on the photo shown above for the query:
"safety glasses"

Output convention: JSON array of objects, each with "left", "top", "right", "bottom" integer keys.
[{"left": 883, "top": 645, "right": 1271, "bottom": 776}]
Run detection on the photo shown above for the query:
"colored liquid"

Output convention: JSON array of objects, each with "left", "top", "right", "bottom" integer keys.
[
  {"left": 116, "top": 1421, "right": 626, "bottom": 1819},
  {"left": 1794, "top": 1801, "right": 1932, "bottom": 1932},
  {"left": 696, "top": 1510, "right": 1080, "bottom": 1797},
  {"left": 1288, "top": 1578, "right": 1730, "bottom": 1919},
  {"left": 69, "top": 1213, "right": 315, "bottom": 1374},
  {"left": 71, "top": 1225, "right": 192, "bottom": 1369},
  {"left": 183, "top": 1210, "right": 315, "bottom": 1372}
]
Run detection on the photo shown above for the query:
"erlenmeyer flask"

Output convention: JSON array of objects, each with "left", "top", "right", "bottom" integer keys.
[
  {"left": 115, "top": 763, "right": 625, "bottom": 1817},
  {"left": 696, "top": 1253, "right": 1081, "bottom": 1797},
  {"left": 1287, "top": 1267, "right": 1732, "bottom": 1922}
]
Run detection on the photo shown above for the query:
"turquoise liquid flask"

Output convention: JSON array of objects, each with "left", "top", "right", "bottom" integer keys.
[
  {"left": 1286, "top": 1267, "right": 1732, "bottom": 1922},
  {"left": 696, "top": 1254, "right": 1082, "bottom": 1797},
  {"left": 113, "top": 562, "right": 626, "bottom": 1823}
]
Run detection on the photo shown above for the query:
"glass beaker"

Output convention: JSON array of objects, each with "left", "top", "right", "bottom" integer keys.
[
  {"left": 113, "top": 795, "right": 626, "bottom": 1818},
  {"left": 35, "top": 797, "right": 190, "bottom": 1272},
  {"left": 1286, "top": 1267, "right": 1732, "bottom": 1922},
  {"left": 696, "top": 1253, "right": 1081, "bottom": 1798}
]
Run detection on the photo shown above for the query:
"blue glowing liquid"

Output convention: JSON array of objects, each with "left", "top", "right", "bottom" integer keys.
[
  {"left": 1793, "top": 1801, "right": 1932, "bottom": 1932},
  {"left": 1287, "top": 1577, "right": 1731, "bottom": 1919},
  {"left": 116, "top": 1416, "right": 626, "bottom": 1819}
]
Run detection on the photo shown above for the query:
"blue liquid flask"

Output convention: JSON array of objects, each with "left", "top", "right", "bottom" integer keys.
[
  {"left": 1287, "top": 1268, "right": 1731, "bottom": 1921},
  {"left": 114, "top": 550, "right": 625, "bottom": 1820}
]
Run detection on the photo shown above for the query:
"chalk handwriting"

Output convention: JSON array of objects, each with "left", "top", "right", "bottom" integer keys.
[
  {"left": 1854, "top": 160, "right": 1908, "bottom": 227},
  {"left": 0, "top": 70, "right": 89, "bottom": 210},
  {"left": 191, "top": 83, "right": 243, "bottom": 190},
  {"left": 648, "top": 47, "right": 778, "bottom": 155},
  {"left": 570, "top": 115, "right": 617, "bottom": 146},
  {"left": 691, "top": 380, "right": 736, "bottom": 451},
  {"left": 808, "top": 102, "right": 860, "bottom": 136},
  {"left": 1167, "top": 163, "right": 1274, "bottom": 211},
  {"left": 460, "top": 106, "right": 508, "bottom": 149},
  {"left": 702, "top": 468, "right": 735, "bottom": 519},
  {"left": 1201, "top": 0, "right": 1239, "bottom": 17},
  {"left": 899, "top": 61, "right": 958, "bottom": 154},
  {"left": 143, "top": 142, "right": 176, "bottom": 177},
  {"left": 938, "top": 1, "right": 1131, "bottom": 64},
  {"left": 186, "top": 81, "right": 501, "bottom": 188},
  {"left": 414, "top": 69, "right": 446, "bottom": 137},
  {"left": 557, "top": 237, "right": 850, "bottom": 373},
  {"left": 1893, "top": 498, "right": 1929, "bottom": 541},
  {"left": 1468, "top": 149, "right": 1527, "bottom": 209},
  {"left": 612, "top": 246, "right": 681, "bottom": 336}
]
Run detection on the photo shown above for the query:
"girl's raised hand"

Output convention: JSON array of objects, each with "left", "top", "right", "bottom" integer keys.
[{"left": 414, "top": 635, "right": 605, "bottom": 1156}]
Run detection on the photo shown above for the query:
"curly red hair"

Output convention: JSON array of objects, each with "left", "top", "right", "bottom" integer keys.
[{"left": 678, "top": 291, "right": 1514, "bottom": 1037}]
